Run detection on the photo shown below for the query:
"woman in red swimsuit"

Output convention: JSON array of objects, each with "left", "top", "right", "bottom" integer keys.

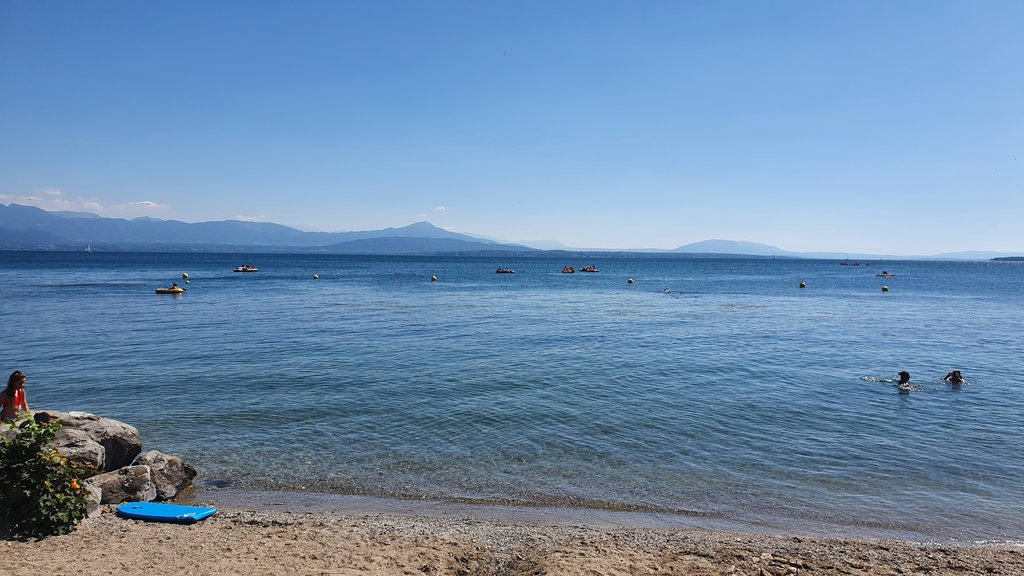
[{"left": 1, "top": 370, "right": 29, "bottom": 421}]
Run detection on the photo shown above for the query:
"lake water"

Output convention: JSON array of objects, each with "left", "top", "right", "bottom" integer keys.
[{"left": 3, "top": 251, "right": 1023, "bottom": 541}]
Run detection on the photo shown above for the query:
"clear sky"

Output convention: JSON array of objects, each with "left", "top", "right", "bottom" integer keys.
[{"left": 1, "top": 1, "right": 1021, "bottom": 254}]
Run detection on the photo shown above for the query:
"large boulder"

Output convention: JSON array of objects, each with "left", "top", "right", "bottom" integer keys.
[
  {"left": 51, "top": 427, "right": 106, "bottom": 472},
  {"left": 132, "top": 450, "right": 197, "bottom": 500},
  {"left": 89, "top": 465, "right": 157, "bottom": 504},
  {"left": 35, "top": 410, "right": 142, "bottom": 471}
]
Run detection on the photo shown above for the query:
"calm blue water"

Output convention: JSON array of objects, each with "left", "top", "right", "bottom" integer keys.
[{"left": 3, "top": 252, "right": 1023, "bottom": 540}]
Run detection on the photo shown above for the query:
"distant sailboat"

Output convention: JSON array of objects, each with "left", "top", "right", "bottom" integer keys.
[{"left": 85, "top": 243, "right": 92, "bottom": 253}]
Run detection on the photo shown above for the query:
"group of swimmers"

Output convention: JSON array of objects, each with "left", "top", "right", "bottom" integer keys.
[
  {"left": 896, "top": 369, "right": 966, "bottom": 392},
  {"left": 1, "top": 370, "right": 29, "bottom": 421}
]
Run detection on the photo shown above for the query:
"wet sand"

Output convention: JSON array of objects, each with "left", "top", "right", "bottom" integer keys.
[{"left": 4, "top": 505, "right": 1022, "bottom": 576}]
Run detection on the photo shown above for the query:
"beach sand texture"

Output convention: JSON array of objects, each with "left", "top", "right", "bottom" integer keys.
[{"left": 3, "top": 508, "right": 1022, "bottom": 576}]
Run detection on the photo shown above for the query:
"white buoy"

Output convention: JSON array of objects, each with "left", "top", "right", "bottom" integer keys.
[
  {"left": 313, "top": 274, "right": 319, "bottom": 280},
  {"left": 627, "top": 278, "right": 634, "bottom": 285},
  {"left": 431, "top": 274, "right": 437, "bottom": 282},
  {"left": 799, "top": 282, "right": 806, "bottom": 288},
  {"left": 185, "top": 280, "right": 190, "bottom": 284},
  {"left": 882, "top": 285, "right": 889, "bottom": 292}
]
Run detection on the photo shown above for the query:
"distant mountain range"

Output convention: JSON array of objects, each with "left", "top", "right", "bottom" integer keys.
[
  {"left": 0, "top": 203, "right": 533, "bottom": 254},
  {"left": 1, "top": 203, "right": 1020, "bottom": 259}
]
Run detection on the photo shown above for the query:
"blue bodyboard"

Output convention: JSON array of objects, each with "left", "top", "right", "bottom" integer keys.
[{"left": 116, "top": 501, "right": 217, "bottom": 524}]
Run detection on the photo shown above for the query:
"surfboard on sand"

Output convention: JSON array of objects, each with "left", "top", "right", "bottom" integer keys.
[{"left": 115, "top": 502, "right": 217, "bottom": 524}]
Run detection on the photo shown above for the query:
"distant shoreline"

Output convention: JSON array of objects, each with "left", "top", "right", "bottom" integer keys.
[
  {"left": 0, "top": 248, "right": 1014, "bottom": 261},
  {"left": 0, "top": 246, "right": 793, "bottom": 258}
]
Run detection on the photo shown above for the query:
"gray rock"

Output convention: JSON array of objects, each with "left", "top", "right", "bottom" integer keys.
[
  {"left": 84, "top": 481, "right": 104, "bottom": 518},
  {"left": 35, "top": 410, "right": 142, "bottom": 471},
  {"left": 132, "top": 450, "right": 197, "bottom": 501},
  {"left": 89, "top": 465, "right": 157, "bottom": 504},
  {"left": 52, "top": 427, "right": 106, "bottom": 473}
]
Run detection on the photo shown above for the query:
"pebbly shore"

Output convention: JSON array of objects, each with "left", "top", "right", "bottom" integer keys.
[{"left": 4, "top": 506, "right": 1023, "bottom": 575}]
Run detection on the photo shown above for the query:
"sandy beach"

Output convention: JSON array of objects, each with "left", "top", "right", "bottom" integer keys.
[{"left": 4, "top": 505, "right": 1022, "bottom": 576}]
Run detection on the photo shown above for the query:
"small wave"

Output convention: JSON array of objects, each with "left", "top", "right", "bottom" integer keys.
[
  {"left": 720, "top": 303, "right": 766, "bottom": 312},
  {"left": 861, "top": 376, "right": 896, "bottom": 383}
]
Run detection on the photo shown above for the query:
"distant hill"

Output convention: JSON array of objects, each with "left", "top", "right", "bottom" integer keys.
[
  {"left": 934, "top": 251, "right": 1024, "bottom": 260},
  {"left": 668, "top": 240, "right": 1024, "bottom": 261},
  {"left": 320, "top": 236, "right": 528, "bottom": 254},
  {"left": 515, "top": 238, "right": 577, "bottom": 250},
  {"left": 49, "top": 210, "right": 104, "bottom": 219},
  {"left": 0, "top": 203, "right": 533, "bottom": 254},
  {"left": 670, "top": 239, "right": 793, "bottom": 256}
]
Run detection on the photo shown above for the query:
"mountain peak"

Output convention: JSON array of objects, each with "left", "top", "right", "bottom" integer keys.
[{"left": 396, "top": 221, "right": 442, "bottom": 232}]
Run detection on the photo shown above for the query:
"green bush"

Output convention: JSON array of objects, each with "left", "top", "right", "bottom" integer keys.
[{"left": 1, "top": 416, "right": 91, "bottom": 539}]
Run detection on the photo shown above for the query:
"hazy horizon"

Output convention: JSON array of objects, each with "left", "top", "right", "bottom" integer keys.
[
  {"left": 7, "top": 201, "right": 1022, "bottom": 257},
  {"left": 1, "top": 1, "right": 1021, "bottom": 255}
]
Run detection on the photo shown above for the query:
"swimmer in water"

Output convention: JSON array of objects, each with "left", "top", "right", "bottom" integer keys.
[
  {"left": 943, "top": 370, "right": 965, "bottom": 385},
  {"left": 897, "top": 371, "right": 912, "bottom": 393}
]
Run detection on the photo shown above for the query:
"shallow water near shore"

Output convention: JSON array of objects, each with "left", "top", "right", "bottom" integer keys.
[
  {"left": 4, "top": 251, "right": 1024, "bottom": 541},
  {"left": 190, "top": 485, "right": 1018, "bottom": 545}
]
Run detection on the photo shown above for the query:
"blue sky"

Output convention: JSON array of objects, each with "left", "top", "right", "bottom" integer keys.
[{"left": 1, "top": 1, "right": 1021, "bottom": 254}]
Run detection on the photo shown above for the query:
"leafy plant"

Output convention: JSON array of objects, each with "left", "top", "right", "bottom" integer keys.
[{"left": 0, "top": 416, "right": 90, "bottom": 538}]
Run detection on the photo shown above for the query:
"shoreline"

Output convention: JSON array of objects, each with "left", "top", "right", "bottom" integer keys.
[
  {"left": 188, "top": 485, "right": 1024, "bottom": 546},
  {"left": 5, "top": 505, "right": 1023, "bottom": 576}
]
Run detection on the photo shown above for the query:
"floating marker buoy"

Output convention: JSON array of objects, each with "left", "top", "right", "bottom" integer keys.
[
  {"left": 313, "top": 274, "right": 319, "bottom": 280},
  {"left": 182, "top": 273, "right": 189, "bottom": 279},
  {"left": 627, "top": 278, "right": 634, "bottom": 285},
  {"left": 431, "top": 275, "right": 437, "bottom": 282},
  {"left": 185, "top": 280, "right": 190, "bottom": 284},
  {"left": 882, "top": 285, "right": 889, "bottom": 292},
  {"left": 799, "top": 282, "right": 806, "bottom": 288}
]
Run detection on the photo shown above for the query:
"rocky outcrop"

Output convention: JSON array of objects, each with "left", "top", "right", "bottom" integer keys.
[
  {"left": 35, "top": 410, "right": 142, "bottom": 471},
  {"left": 132, "top": 450, "right": 197, "bottom": 501},
  {"left": 88, "top": 465, "right": 157, "bottom": 504},
  {"left": 14, "top": 410, "right": 198, "bottom": 506}
]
